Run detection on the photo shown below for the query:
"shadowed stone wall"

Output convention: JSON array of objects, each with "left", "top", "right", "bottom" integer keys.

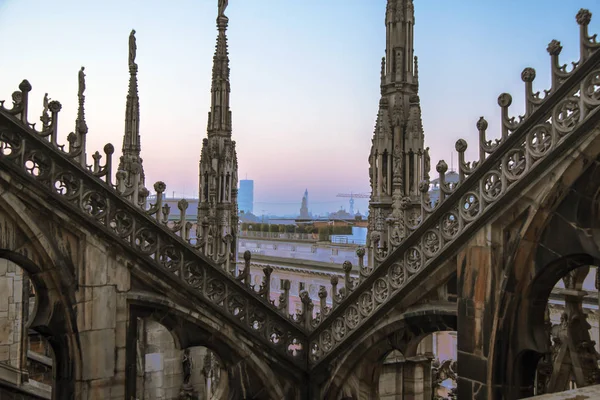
[{"left": 0, "top": 259, "right": 28, "bottom": 385}]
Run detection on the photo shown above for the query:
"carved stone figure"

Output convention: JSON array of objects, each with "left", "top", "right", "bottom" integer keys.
[
  {"left": 42, "top": 93, "right": 49, "bottom": 114},
  {"left": 218, "top": 0, "right": 228, "bottom": 16},
  {"left": 182, "top": 348, "right": 192, "bottom": 384},
  {"left": 129, "top": 29, "right": 137, "bottom": 67},
  {"left": 78, "top": 67, "right": 86, "bottom": 97}
]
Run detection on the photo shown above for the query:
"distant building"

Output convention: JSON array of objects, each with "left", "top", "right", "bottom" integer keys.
[
  {"left": 299, "top": 189, "right": 310, "bottom": 218},
  {"left": 239, "top": 179, "right": 254, "bottom": 214},
  {"left": 429, "top": 171, "right": 459, "bottom": 206}
]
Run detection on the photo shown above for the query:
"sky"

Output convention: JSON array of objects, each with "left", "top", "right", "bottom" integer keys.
[{"left": 0, "top": 0, "right": 598, "bottom": 216}]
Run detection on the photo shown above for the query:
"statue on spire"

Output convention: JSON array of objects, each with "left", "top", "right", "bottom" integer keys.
[
  {"left": 129, "top": 29, "right": 137, "bottom": 68},
  {"left": 78, "top": 67, "right": 86, "bottom": 97},
  {"left": 218, "top": 0, "right": 228, "bottom": 17}
]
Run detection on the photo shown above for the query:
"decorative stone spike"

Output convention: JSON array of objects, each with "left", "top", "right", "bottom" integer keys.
[
  {"left": 330, "top": 275, "right": 339, "bottom": 307},
  {"left": 547, "top": 39, "right": 563, "bottom": 93},
  {"left": 92, "top": 151, "right": 102, "bottom": 174},
  {"left": 138, "top": 186, "right": 150, "bottom": 210},
  {"left": 278, "top": 279, "right": 290, "bottom": 316},
  {"left": 318, "top": 286, "right": 328, "bottom": 318},
  {"left": 18, "top": 80, "right": 31, "bottom": 124},
  {"left": 521, "top": 67, "right": 542, "bottom": 117},
  {"left": 497, "top": 93, "right": 514, "bottom": 140},
  {"left": 103, "top": 144, "right": 114, "bottom": 186},
  {"left": 576, "top": 9, "right": 599, "bottom": 62},
  {"left": 259, "top": 265, "right": 273, "bottom": 300},
  {"left": 455, "top": 138, "right": 468, "bottom": 183},
  {"left": 436, "top": 160, "right": 448, "bottom": 204},
  {"left": 356, "top": 248, "right": 365, "bottom": 269},
  {"left": 300, "top": 291, "right": 314, "bottom": 330},
  {"left": 343, "top": 261, "right": 354, "bottom": 293},
  {"left": 47, "top": 100, "right": 62, "bottom": 148},
  {"left": 150, "top": 181, "right": 166, "bottom": 223},
  {"left": 235, "top": 250, "right": 251, "bottom": 286}
]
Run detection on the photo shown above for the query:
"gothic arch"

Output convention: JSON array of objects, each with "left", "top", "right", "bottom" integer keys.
[
  {"left": 489, "top": 136, "right": 600, "bottom": 398},
  {"left": 0, "top": 186, "right": 83, "bottom": 398},
  {"left": 320, "top": 303, "right": 456, "bottom": 399},
  {"left": 126, "top": 291, "right": 288, "bottom": 400}
]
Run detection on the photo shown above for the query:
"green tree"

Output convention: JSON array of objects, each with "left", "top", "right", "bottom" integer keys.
[{"left": 318, "top": 227, "right": 330, "bottom": 241}]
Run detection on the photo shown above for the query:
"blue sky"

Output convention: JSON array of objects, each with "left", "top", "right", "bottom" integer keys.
[{"left": 0, "top": 0, "right": 598, "bottom": 215}]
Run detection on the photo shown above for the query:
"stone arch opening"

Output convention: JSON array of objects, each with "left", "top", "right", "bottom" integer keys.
[
  {"left": 0, "top": 257, "right": 54, "bottom": 398},
  {"left": 376, "top": 329, "right": 457, "bottom": 400},
  {"left": 126, "top": 294, "right": 287, "bottom": 400},
  {"left": 134, "top": 317, "right": 227, "bottom": 400},
  {"left": 523, "top": 261, "right": 600, "bottom": 396},
  {"left": 320, "top": 305, "right": 456, "bottom": 399},
  {"left": 486, "top": 145, "right": 600, "bottom": 399},
  {"left": 0, "top": 188, "right": 84, "bottom": 398}
]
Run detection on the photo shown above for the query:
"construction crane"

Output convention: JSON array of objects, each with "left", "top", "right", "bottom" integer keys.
[{"left": 336, "top": 192, "right": 370, "bottom": 215}]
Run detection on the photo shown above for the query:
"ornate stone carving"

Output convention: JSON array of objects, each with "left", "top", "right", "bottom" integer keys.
[{"left": 310, "top": 12, "right": 600, "bottom": 363}]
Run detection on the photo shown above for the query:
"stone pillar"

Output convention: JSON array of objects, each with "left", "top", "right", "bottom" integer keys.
[
  {"left": 456, "top": 225, "right": 499, "bottom": 399},
  {"left": 379, "top": 352, "right": 404, "bottom": 399},
  {"left": 76, "top": 241, "right": 131, "bottom": 399},
  {"left": 0, "top": 259, "right": 28, "bottom": 385},
  {"left": 402, "top": 355, "right": 433, "bottom": 400}
]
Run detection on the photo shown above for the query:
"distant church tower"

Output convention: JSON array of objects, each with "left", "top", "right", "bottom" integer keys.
[
  {"left": 197, "top": 1, "right": 239, "bottom": 271},
  {"left": 368, "top": 0, "right": 428, "bottom": 265}
]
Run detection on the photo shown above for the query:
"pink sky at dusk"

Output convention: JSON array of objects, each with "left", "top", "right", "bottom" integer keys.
[{"left": 0, "top": 0, "right": 598, "bottom": 215}]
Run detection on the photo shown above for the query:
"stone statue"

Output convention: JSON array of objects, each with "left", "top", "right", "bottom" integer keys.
[
  {"left": 78, "top": 67, "right": 86, "bottom": 97},
  {"left": 424, "top": 147, "right": 431, "bottom": 179},
  {"left": 218, "top": 0, "right": 228, "bottom": 16},
  {"left": 182, "top": 348, "right": 192, "bottom": 384},
  {"left": 42, "top": 93, "right": 49, "bottom": 113},
  {"left": 129, "top": 29, "right": 137, "bottom": 67}
]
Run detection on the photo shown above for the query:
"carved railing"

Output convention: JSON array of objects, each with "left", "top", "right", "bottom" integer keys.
[
  {"left": 0, "top": 86, "right": 308, "bottom": 366},
  {"left": 307, "top": 9, "right": 600, "bottom": 366}
]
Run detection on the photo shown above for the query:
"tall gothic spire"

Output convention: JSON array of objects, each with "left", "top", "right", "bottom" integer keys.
[
  {"left": 384, "top": 0, "right": 417, "bottom": 88},
  {"left": 368, "top": 0, "right": 426, "bottom": 265},
  {"left": 76, "top": 66, "right": 88, "bottom": 167},
  {"left": 198, "top": 1, "right": 239, "bottom": 272},
  {"left": 119, "top": 29, "right": 145, "bottom": 184},
  {"left": 207, "top": 4, "right": 232, "bottom": 136}
]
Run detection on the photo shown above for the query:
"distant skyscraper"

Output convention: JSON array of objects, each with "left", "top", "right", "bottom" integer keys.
[
  {"left": 239, "top": 180, "right": 254, "bottom": 214},
  {"left": 299, "top": 189, "right": 310, "bottom": 218}
]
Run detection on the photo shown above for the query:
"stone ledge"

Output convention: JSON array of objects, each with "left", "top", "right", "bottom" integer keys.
[{"left": 525, "top": 384, "right": 600, "bottom": 399}]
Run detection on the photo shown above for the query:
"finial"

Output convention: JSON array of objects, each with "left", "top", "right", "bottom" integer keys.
[
  {"left": 521, "top": 67, "right": 536, "bottom": 83},
  {"left": 129, "top": 30, "right": 137, "bottom": 68},
  {"left": 476, "top": 117, "right": 488, "bottom": 131},
  {"left": 455, "top": 138, "right": 468, "bottom": 153},
  {"left": 19, "top": 80, "right": 32, "bottom": 93},
  {"left": 576, "top": 9, "right": 592, "bottom": 26},
  {"left": 436, "top": 160, "right": 448, "bottom": 174},
  {"left": 547, "top": 39, "right": 562, "bottom": 56}
]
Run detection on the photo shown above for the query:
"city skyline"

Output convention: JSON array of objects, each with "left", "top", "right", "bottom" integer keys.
[{"left": 0, "top": 0, "right": 597, "bottom": 215}]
